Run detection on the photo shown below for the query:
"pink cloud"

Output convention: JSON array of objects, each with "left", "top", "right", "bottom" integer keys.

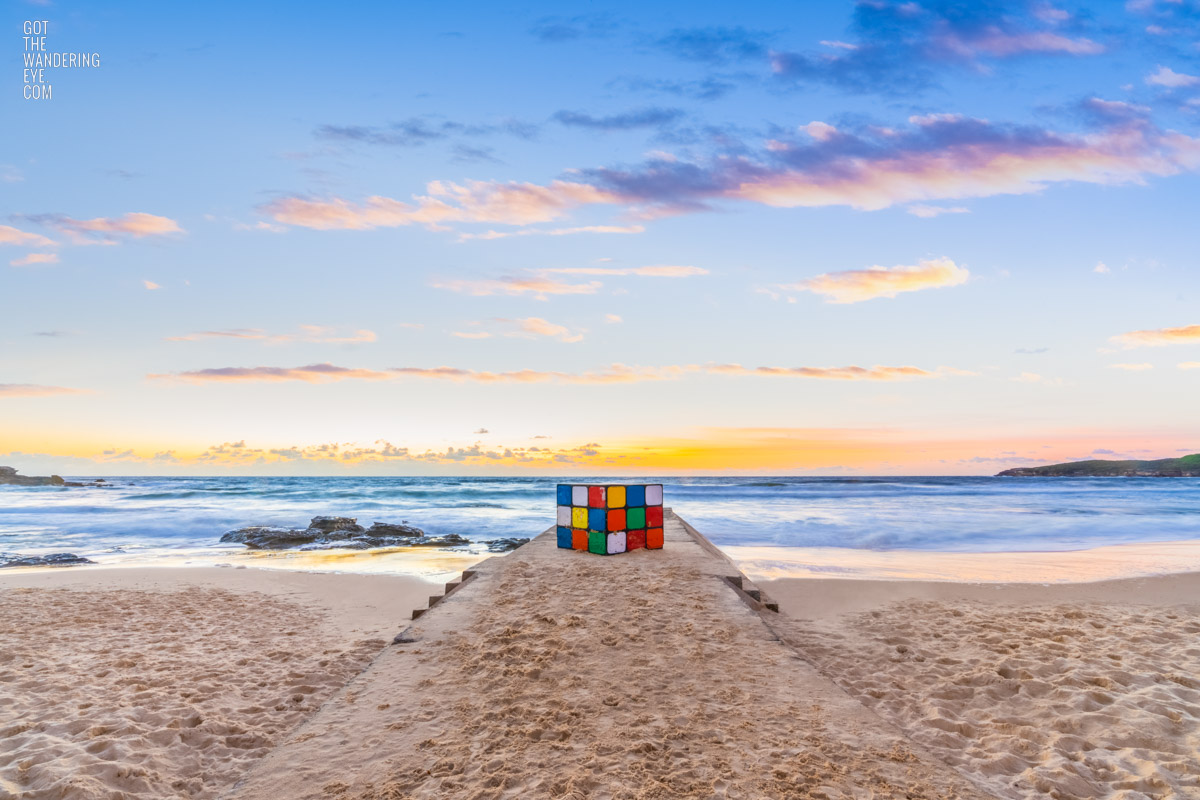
[
  {"left": 9, "top": 252, "right": 58, "bottom": 267},
  {"left": 430, "top": 275, "right": 601, "bottom": 299},
  {"left": 706, "top": 364, "right": 939, "bottom": 381},
  {"left": 0, "top": 224, "right": 55, "bottom": 248},
  {"left": 262, "top": 180, "right": 619, "bottom": 231}
]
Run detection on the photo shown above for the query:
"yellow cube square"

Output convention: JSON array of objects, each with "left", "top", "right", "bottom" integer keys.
[
  {"left": 607, "top": 485, "right": 626, "bottom": 508},
  {"left": 571, "top": 506, "right": 588, "bottom": 528}
]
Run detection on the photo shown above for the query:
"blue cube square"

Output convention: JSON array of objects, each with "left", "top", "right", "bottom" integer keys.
[
  {"left": 626, "top": 485, "right": 645, "bottom": 507},
  {"left": 557, "top": 526, "right": 573, "bottom": 549},
  {"left": 588, "top": 507, "right": 607, "bottom": 531},
  {"left": 556, "top": 484, "right": 573, "bottom": 505}
]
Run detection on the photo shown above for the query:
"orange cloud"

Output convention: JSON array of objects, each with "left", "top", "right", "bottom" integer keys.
[
  {"left": 262, "top": 180, "right": 619, "bottom": 231},
  {"left": 780, "top": 257, "right": 969, "bottom": 303},
  {"left": 499, "top": 317, "right": 585, "bottom": 343},
  {"left": 1111, "top": 323, "right": 1200, "bottom": 348}
]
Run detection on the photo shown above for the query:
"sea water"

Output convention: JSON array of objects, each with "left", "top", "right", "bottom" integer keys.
[{"left": 2, "top": 476, "right": 1199, "bottom": 575}]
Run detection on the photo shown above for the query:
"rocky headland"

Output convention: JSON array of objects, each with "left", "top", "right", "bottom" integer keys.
[{"left": 998, "top": 453, "right": 1200, "bottom": 477}]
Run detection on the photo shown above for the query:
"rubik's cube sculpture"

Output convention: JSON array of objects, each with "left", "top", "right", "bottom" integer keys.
[{"left": 556, "top": 484, "right": 664, "bottom": 555}]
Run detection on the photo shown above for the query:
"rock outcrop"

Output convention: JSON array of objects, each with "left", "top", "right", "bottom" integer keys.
[
  {"left": 1, "top": 466, "right": 67, "bottom": 486},
  {"left": 483, "top": 537, "right": 530, "bottom": 552},
  {"left": 1, "top": 552, "right": 95, "bottom": 568},
  {"left": 219, "top": 516, "right": 481, "bottom": 550},
  {"left": 998, "top": 454, "right": 1200, "bottom": 477}
]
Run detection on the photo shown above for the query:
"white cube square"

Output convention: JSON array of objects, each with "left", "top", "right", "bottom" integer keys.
[
  {"left": 645, "top": 484, "right": 663, "bottom": 505},
  {"left": 557, "top": 505, "right": 572, "bottom": 526},
  {"left": 607, "top": 530, "right": 626, "bottom": 554},
  {"left": 572, "top": 485, "right": 588, "bottom": 506}
]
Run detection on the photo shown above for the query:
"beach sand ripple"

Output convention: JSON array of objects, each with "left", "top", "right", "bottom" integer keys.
[
  {"left": 0, "top": 586, "right": 384, "bottom": 799},
  {"left": 781, "top": 597, "right": 1200, "bottom": 799}
]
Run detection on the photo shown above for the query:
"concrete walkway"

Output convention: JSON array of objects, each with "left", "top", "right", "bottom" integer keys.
[{"left": 226, "top": 511, "right": 995, "bottom": 799}]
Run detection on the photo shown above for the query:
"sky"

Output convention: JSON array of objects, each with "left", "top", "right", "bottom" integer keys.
[{"left": 2, "top": 0, "right": 1199, "bottom": 476}]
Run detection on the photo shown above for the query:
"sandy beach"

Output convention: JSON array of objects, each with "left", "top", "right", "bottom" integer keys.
[
  {"left": 762, "top": 574, "right": 1200, "bottom": 799},
  {"left": 2, "top": 525, "right": 1198, "bottom": 799},
  {"left": 0, "top": 567, "right": 435, "bottom": 800}
]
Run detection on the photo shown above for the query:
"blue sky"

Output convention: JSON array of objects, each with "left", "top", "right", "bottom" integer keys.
[{"left": 3, "top": 0, "right": 1199, "bottom": 474}]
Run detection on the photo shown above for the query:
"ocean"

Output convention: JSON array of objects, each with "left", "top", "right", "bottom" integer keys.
[{"left": 3, "top": 476, "right": 1200, "bottom": 579}]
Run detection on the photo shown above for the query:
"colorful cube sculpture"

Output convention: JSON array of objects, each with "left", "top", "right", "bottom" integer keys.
[{"left": 556, "top": 483, "right": 664, "bottom": 555}]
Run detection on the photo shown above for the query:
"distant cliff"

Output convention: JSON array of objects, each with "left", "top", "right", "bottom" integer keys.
[{"left": 998, "top": 454, "right": 1200, "bottom": 477}]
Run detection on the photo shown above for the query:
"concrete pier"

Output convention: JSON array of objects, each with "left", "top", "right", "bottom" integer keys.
[{"left": 225, "top": 511, "right": 994, "bottom": 799}]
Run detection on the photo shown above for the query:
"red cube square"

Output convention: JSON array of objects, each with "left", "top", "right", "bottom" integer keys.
[
  {"left": 588, "top": 486, "right": 606, "bottom": 508},
  {"left": 571, "top": 529, "right": 588, "bottom": 551},
  {"left": 646, "top": 527, "right": 663, "bottom": 549},
  {"left": 626, "top": 529, "right": 646, "bottom": 550},
  {"left": 646, "top": 506, "right": 663, "bottom": 527},
  {"left": 606, "top": 508, "right": 626, "bottom": 531}
]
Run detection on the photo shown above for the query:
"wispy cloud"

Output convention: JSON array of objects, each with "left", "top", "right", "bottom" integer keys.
[
  {"left": 706, "top": 364, "right": 942, "bottom": 381},
  {"left": 150, "top": 362, "right": 691, "bottom": 385},
  {"left": 1180, "top": 362, "right": 1200, "bottom": 370},
  {"left": 143, "top": 280, "right": 162, "bottom": 290},
  {"left": 1108, "top": 362, "right": 1154, "bottom": 371},
  {"left": 0, "top": 383, "right": 84, "bottom": 397},
  {"left": 653, "top": 25, "right": 771, "bottom": 64},
  {"left": 768, "top": 1, "right": 1102, "bottom": 93},
  {"left": 9, "top": 252, "right": 58, "bottom": 267},
  {"left": 23, "top": 212, "right": 182, "bottom": 244},
  {"left": 539, "top": 264, "right": 708, "bottom": 277},
  {"left": 906, "top": 204, "right": 969, "bottom": 218},
  {"left": 150, "top": 360, "right": 968, "bottom": 386},
  {"left": 0, "top": 224, "right": 55, "bottom": 248},
  {"left": 261, "top": 180, "right": 617, "bottom": 231},
  {"left": 499, "top": 317, "right": 584, "bottom": 343},
  {"left": 1145, "top": 65, "right": 1200, "bottom": 88},
  {"left": 1111, "top": 323, "right": 1200, "bottom": 348},
  {"left": 778, "top": 257, "right": 968, "bottom": 304},
  {"left": 166, "top": 325, "right": 377, "bottom": 344},
  {"left": 431, "top": 275, "right": 601, "bottom": 299},
  {"left": 553, "top": 107, "right": 684, "bottom": 131},
  {"left": 457, "top": 224, "right": 644, "bottom": 241},
  {"left": 579, "top": 115, "right": 1200, "bottom": 215}
]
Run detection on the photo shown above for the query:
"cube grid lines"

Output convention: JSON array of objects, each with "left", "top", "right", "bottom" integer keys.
[{"left": 556, "top": 483, "right": 664, "bottom": 555}]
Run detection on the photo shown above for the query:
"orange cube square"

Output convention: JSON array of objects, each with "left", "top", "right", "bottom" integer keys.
[
  {"left": 607, "top": 508, "right": 626, "bottom": 531},
  {"left": 571, "top": 529, "right": 588, "bottom": 550},
  {"left": 646, "top": 527, "right": 663, "bottom": 549}
]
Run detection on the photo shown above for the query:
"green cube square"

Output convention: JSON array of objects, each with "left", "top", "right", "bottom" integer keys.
[
  {"left": 588, "top": 529, "right": 607, "bottom": 555},
  {"left": 626, "top": 506, "right": 646, "bottom": 529}
]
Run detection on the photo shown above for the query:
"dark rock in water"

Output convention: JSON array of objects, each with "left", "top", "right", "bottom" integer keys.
[
  {"left": 407, "top": 533, "right": 472, "bottom": 548},
  {"left": 1, "top": 552, "right": 95, "bottom": 568},
  {"left": 483, "top": 537, "right": 529, "bottom": 553},
  {"left": 368, "top": 522, "right": 424, "bottom": 537},
  {"left": 307, "top": 516, "right": 365, "bottom": 534},
  {"left": 0, "top": 466, "right": 66, "bottom": 486},
  {"left": 220, "top": 516, "right": 432, "bottom": 550}
]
